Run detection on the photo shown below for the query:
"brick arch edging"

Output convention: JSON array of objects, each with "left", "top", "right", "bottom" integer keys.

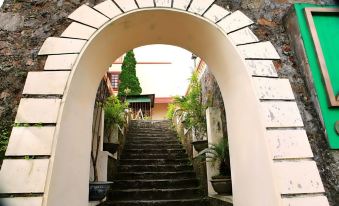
[{"left": 0, "top": 1, "right": 329, "bottom": 206}]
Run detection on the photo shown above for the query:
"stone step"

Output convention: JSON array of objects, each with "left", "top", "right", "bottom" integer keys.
[
  {"left": 111, "top": 179, "right": 199, "bottom": 190},
  {"left": 107, "top": 187, "right": 202, "bottom": 201},
  {"left": 127, "top": 132, "right": 176, "bottom": 136},
  {"left": 122, "top": 148, "right": 186, "bottom": 155},
  {"left": 117, "top": 171, "right": 196, "bottom": 180},
  {"left": 126, "top": 139, "right": 179, "bottom": 144},
  {"left": 120, "top": 153, "right": 187, "bottom": 160},
  {"left": 119, "top": 164, "right": 193, "bottom": 172},
  {"left": 119, "top": 159, "right": 189, "bottom": 165},
  {"left": 100, "top": 198, "right": 206, "bottom": 206},
  {"left": 124, "top": 144, "right": 183, "bottom": 150}
]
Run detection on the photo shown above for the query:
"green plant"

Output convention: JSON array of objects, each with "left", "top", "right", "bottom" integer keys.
[
  {"left": 0, "top": 128, "right": 9, "bottom": 152},
  {"left": 168, "top": 71, "right": 207, "bottom": 139},
  {"left": 196, "top": 138, "right": 231, "bottom": 177},
  {"left": 118, "top": 50, "right": 142, "bottom": 98},
  {"left": 104, "top": 95, "right": 128, "bottom": 138},
  {"left": 166, "top": 103, "right": 176, "bottom": 120}
]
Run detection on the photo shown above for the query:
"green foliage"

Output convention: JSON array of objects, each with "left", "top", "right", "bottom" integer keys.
[
  {"left": 166, "top": 103, "right": 176, "bottom": 120},
  {"left": 118, "top": 50, "right": 142, "bottom": 98},
  {"left": 168, "top": 72, "right": 207, "bottom": 137},
  {"left": 196, "top": 138, "right": 230, "bottom": 176},
  {"left": 0, "top": 128, "right": 9, "bottom": 152},
  {"left": 104, "top": 95, "right": 128, "bottom": 137}
]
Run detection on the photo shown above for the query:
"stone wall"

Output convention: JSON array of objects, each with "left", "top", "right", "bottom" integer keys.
[
  {"left": 211, "top": 0, "right": 338, "bottom": 205},
  {"left": 0, "top": 0, "right": 338, "bottom": 205}
]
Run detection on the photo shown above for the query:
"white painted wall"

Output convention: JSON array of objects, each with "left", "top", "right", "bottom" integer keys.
[{"left": 110, "top": 44, "right": 194, "bottom": 97}]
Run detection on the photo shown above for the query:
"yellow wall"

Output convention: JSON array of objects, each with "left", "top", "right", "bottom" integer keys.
[{"left": 152, "top": 103, "right": 168, "bottom": 120}]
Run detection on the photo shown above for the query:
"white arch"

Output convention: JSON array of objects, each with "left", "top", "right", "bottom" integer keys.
[{"left": 0, "top": 1, "right": 329, "bottom": 206}]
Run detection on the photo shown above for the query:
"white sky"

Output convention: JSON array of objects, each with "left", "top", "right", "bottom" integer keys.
[
  {"left": 111, "top": 44, "right": 195, "bottom": 98},
  {"left": 0, "top": 0, "right": 3, "bottom": 8}
]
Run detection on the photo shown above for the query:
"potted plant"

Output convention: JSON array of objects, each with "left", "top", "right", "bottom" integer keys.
[
  {"left": 197, "top": 138, "right": 232, "bottom": 195},
  {"left": 176, "top": 72, "right": 208, "bottom": 152},
  {"left": 89, "top": 95, "right": 127, "bottom": 201},
  {"left": 103, "top": 96, "right": 127, "bottom": 154}
]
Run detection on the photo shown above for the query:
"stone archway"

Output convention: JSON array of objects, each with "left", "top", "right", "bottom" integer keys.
[{"left": 0, "top": 1, "right": 328, "bottom": 206}]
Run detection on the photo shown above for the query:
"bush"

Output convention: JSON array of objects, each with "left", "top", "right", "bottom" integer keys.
[{"left": 104, "top": 96, "right": 128, "bottom": 137}]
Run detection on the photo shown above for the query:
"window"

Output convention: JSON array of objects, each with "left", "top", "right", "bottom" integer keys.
[{"left": 110, "top": 72, "right": 120, "bottom": 90}]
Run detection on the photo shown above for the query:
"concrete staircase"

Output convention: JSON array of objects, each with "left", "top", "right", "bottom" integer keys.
[{"left": 101, "top": 120, "right": 206, "bottom": 206}]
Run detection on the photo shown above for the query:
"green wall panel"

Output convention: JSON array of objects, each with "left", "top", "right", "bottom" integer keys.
[{"left": 295, "top": 3, "right": 339, "bottom": 149}]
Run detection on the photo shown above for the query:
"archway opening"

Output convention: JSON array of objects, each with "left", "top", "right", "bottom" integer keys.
[{"left": 44, "top": 8, "right": 279, "bottom": 206}]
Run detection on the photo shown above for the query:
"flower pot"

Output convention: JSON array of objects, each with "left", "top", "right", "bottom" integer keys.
[
  {"left": 103, "top": 143, "right": 119, "bottom": 154},
  {"left": 210, "top": 176, "right": 232, "bottom": 195},
  {"left": 89, "top": 181, "right": 113, "bottom": 201},
  {"left": 192, "top": 140, "right": 208, "bottom": 152}
]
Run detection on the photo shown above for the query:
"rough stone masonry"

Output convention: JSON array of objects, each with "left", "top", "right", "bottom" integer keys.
[{"left": 0, "top": 0, "right": 338, "bottom": 205}]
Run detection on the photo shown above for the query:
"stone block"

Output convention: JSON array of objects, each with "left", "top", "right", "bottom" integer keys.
[
  {"left": 252, "top": 77, "right": 295, "bottom": 100},
  {"left": 237, "top": 41, "right": 280, "bottom": 59},
  {"left": 188, "top": 0, "right": 215, "bottom": 15},
  {"left": 38, "top": 37, "right": 86, "bottom": 55},
  {"left": 245, "top": 60, "right": 278, "bottom": 77},
  {"left": 0, "top": 159, "right": 49, "bottom": 193},
  {"left": 275, "top": 161, "right": 325, "bottom": 194},
  {"left": 282, "top": 195, "right": 329, "bottom": 206},
  {"left": 136, "top": 0, "right": 154, "bottom": 8},
  {"left": 173, "top": 0, "right": 191, "bottom": 10},
  {"left": 23, "top": 71, "right": 70, "bottom": 95},
  {"left": 94, "top": 0, "right": 122, "bottom": 18},
  {"left": 61, "top": 22, "right": 97, "bottom": 40},
  {"left": 266, "top": 129, "right": 313, "bottom": 159},
  {"left": 114, "top": 0, "right": 138, "bottom": 12},
  {"left": 218, "top": 10, "right": 253, "bottom": 33},
  {"left": 228, "top": 27, "right": 258, "bottom": 45},
  {"left": 68, "top": 4, "right": 109, "bottom": 28},
  {"left": 0, "top": 197, "right": 43, "bottom": 206},
  {"left": 261, "top": 101, "right": 304, "bottom": 128},
  {"left": 6, "top": 127, "right": 55, "bottom": 156},
  {"left": 15, "top": 98, "right": 61, "bottom": 123},
  {"left": 204, "top": 4, "right": 230, "bottom": 23},
  {"left": 155, "top": 0, "right": 172, "bottom": 7},
  {"left": 44, "top": 54, "right": 78, "bottom": 70}
]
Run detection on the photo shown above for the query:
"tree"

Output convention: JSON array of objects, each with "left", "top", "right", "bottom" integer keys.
[{"left": 118, "top": 50, "right": 142, "bottom": 98}]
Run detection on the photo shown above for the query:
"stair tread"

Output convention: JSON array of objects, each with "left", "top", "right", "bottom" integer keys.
[
  {"left": 104, "top": 198, "right": 204, "bottom": 203},
  {"left": 110, "top": 187, "right": 200, "bottom": 192}
]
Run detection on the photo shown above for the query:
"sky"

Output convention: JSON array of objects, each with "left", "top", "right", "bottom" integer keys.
[
  {"left": 111, "top": 44, "right": 195, "bottom": 98},
  {"left": 0, "top": 0, "right": 3, "bottom": 8}
]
